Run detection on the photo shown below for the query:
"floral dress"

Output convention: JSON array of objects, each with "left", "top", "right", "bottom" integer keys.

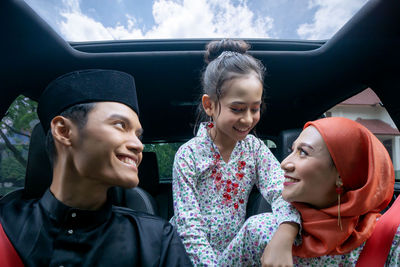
[
  {"left": 170, "top": 123, "right": 301, "bottom": 266},
  {"left": 220, "top": 213, "right": 400, "bottom": 266}
]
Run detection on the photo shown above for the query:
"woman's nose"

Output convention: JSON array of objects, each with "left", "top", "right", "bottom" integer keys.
[{"left": 281, "top": 156, "right": 294, "bottom": 171}]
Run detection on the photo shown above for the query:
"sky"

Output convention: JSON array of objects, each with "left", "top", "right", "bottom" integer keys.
[{"left": 24, "top": 0, "right": 369, "bottom": 42}]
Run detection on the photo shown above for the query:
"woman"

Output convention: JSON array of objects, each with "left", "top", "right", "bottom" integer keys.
[{"left": 221, "top": 117, "right": 399, "bottom": 266}]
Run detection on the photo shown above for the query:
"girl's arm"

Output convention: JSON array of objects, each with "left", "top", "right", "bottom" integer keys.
[
  {"left": 255, "top": 140, "right": 301, "bottom": 265},
  {"left": 255, "top": 141, "right": 300, "bottom": 225},
  {"left": 261, "top": 222, "right": 298, "bottom": 267},
  {"left": 171, "top": 145, "right": 218, "bottom": 266}
]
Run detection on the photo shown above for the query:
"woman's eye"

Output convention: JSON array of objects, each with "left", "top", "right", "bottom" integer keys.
[
  {"left": 251, "top": 108, "right": 260, "bottom": 113},
  {"left": 298, "top": 148, "right": 308, "bottom": 156}
]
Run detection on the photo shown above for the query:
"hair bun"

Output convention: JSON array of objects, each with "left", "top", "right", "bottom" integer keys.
[{"left": 204, "top": 39, "right": 250, "bottom": 64}]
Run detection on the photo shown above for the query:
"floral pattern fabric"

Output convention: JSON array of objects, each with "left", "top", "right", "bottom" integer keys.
[
  {"left": 220, "top": 213, "right": 400, "bottom": 266},
  {"left": 170, "top": 123, "right": 301, "bottom": 266}
]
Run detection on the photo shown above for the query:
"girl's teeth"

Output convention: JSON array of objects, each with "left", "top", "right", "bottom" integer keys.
[
  {"left": 235, "top": 127, "right": 249, "bottom": 132},
  {"left": 284, "top": 177, "right": 298, "bottom": 183}
]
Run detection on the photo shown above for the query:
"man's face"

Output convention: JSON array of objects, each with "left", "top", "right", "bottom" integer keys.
[{"left": 70, "top": 102, "right": 143, "bottom": 188}]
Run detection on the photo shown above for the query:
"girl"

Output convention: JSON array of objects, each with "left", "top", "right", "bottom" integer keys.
[
  {"left": 170, "top": 39, "right": 301, "bottom": 266},
  {"left": 222, "top": 117, "right": 399, "bottom": 266}
]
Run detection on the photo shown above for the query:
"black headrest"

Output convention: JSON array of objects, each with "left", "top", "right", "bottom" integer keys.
[
  {"left": 24, "top": 123, "right": 52, "bottom": 198},
  {"left": 276, "top": 128, "right": 302, "bottom": 161},
  {"left": 138, "top": 151, "right": 160, "bottom": 196}
]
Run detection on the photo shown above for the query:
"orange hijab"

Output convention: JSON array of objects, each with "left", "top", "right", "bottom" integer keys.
[{"left": 292, "top": 117, "right": 394, "bottom": 258}]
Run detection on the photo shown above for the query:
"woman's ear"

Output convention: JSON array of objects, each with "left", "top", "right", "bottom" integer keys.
[
  {"left": 202, "top": 94, "right": 214, "bottom": 117},
  {"left": 51, "top": 116, "right": 73, "bottom": 147}
]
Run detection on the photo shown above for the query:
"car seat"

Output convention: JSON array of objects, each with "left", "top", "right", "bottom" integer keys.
[
  {"left": 136, "top": 151, "right": 175, "bottom": 220},
  {"left": 2, "top": 123, "right": 159, "bottom": 216}
]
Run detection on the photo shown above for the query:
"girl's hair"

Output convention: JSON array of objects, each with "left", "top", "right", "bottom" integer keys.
[{"left": 194, "top": 39, "right": 266, "bottom": 133}]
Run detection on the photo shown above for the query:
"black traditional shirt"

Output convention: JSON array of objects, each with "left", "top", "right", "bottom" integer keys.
[{"left": 0, "top": 190, "right": 192, "bottom": 267}]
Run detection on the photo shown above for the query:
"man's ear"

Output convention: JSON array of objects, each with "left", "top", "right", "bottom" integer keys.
[
  {"left": 202, "top": 94, "right": 214, "bottom": 117},
  {"left": 50, "top": 116, "right": 74, "bottom": 147}
]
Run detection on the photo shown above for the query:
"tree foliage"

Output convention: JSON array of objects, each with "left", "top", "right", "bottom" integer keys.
[
  {"left": 0, "top": 96, "right": 38, "bottom": 195},
  {"left": 144, "top": 143, "right": 183, "bottom": 181}
]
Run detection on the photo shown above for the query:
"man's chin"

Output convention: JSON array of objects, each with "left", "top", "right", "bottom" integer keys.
[
  {"left": 122, "top": 180, "right": 139, "bottom": 189},
  {"left": 112, "top": 175, "right": 139, "bottom": 189}
]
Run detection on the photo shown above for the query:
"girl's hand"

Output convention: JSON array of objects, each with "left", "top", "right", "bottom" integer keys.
[{"left": 260, "top": 222, "right": 299, "bottom": 267}]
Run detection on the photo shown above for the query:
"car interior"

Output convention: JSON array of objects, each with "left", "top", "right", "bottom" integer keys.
[{"left": 1, "top": 0, "right": 399, "bottom": 222}]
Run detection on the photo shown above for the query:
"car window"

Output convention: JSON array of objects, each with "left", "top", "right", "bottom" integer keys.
[
  {"left": 144, "top": 143, "right": 183, "bottom": 183},
  {"left": 0, "top": 96, "right": 38, "bottom": 196},
  {"left": 24, "top": 0, "right": 368, "bottom": 42},
  {"left": 325, "top": 88, "right": 400, "bottom": 180}
]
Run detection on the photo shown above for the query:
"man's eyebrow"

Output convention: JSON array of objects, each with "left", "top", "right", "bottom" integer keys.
[
  {"left": 231, "top": 100, "right": 262, "bottom": 105},
  {"left": 108, "top": 114, "right": 131, "bottom": 123}
]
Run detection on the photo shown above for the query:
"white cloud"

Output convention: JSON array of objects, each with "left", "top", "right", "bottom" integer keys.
[
  {"left": 296, "top": 0, "right": 368, "bottom": 40},
  {"left": 146, "top": 0, "right": 273, "bottom": 38},
  {"left": 59, "top": 0, "right": 145, "bottom": 41},
  {"left": 58, "top": 0, "right": 274, "bottom": 41}
]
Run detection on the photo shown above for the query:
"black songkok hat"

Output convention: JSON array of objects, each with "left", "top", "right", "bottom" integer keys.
[{"left": 38, "top": 69, "right": 139, "bottom": 133}]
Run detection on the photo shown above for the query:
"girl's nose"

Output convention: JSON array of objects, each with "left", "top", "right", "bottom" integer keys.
[{"left": 241, "top": 110, "right": 253, "bottom": 125}]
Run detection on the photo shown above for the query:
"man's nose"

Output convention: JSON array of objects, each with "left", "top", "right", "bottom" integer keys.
[{"left": 126, "top": 135, "right": 144, "bottom": 153}]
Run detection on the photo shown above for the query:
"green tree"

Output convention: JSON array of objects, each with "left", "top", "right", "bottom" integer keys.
[
  {"left": 0, "top": 95, "right": 38, "bottom": 195},
  {"left": 144, "top": 143, "right": 182, "bottom": 180}
]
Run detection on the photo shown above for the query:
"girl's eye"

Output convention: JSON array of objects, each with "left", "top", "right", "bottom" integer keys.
[
  {"left": 138, "top": 135, "right": 143, "bottom": 141},
  {"left": 251, "top": 108, "right": 260, "bottom": 113},
  {"left": 231, "top": 107, "right": 244, "bottom": 113}
]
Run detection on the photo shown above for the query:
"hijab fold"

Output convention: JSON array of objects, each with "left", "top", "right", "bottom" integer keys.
[{"left": 292, "top": 117, "right": 394, "bottom": 258}]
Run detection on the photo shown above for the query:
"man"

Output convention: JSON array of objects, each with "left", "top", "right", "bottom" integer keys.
[{"left": 0, "top": 69, "right": 192, "bottom": 266}]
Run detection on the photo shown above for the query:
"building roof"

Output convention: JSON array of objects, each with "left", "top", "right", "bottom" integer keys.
[
  {"left": 341, "top": 88, "right": 381, "bottom": 105},
  {"left": 356, "top": 118, "right": 400, "bottom": 135}
]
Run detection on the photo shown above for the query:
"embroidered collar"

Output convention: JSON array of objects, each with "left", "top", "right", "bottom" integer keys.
[{"left": 197, "top": 122, "right": 247, "bottom": 211}]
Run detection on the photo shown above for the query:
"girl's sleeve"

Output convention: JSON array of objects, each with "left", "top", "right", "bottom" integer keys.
[
  {"left": 255, "top": 141, "right": 301, "bottom": 226},
  {"left": 171, "top": 145, "right": 218, "bottom": 266},
  {"left": 386, "top": 225, "right": 400, "bottom": 266}
]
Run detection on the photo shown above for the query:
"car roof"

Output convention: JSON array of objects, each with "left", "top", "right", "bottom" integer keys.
[{"left": 1, "top": 0, "right": 399, "bottom": 142}]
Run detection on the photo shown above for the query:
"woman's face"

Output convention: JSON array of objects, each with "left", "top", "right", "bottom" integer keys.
[{"left": 281, "top": 126, "right": 339, "bottom": 209}]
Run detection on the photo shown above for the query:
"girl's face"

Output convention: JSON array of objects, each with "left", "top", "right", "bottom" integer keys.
[
  {"left": 205, "top": 74, "right": 263, "bottom": 148},
  {"left": 281, "top": 126, "right": 339, "bottom": 209}
]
